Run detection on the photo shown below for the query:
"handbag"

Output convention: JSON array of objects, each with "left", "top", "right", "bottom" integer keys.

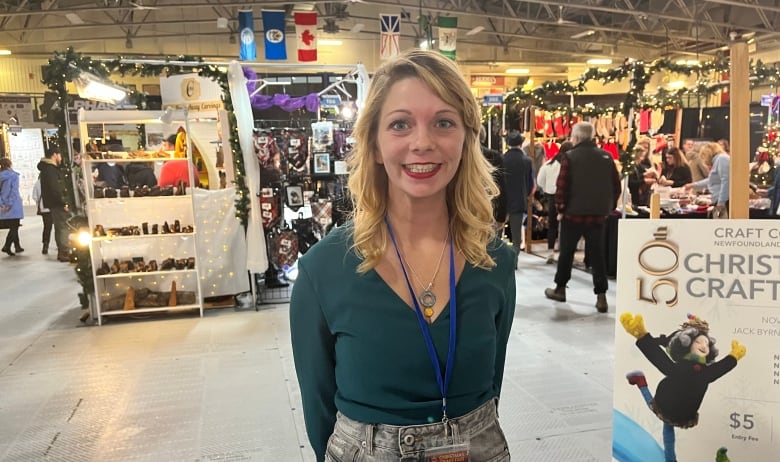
[{"left": 310, "top": 199, "right": 333, "bottom": 236}]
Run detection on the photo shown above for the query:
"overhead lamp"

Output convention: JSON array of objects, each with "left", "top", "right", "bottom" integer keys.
[
  {"left": 419, "top": 39, "right": 432, "bottom": 49},
  {"left": 586, "top": 58, "right": 613, "bottom": 66},
  {"left": 319, "top": 39, "right": 343, "bottom": 46},
  {"left": 466, "top": 26, "right": 484, "bottom": 36},
  {"left": 65, "top": 13, "right": 84, "bottom": 25},
  {"left": 571, "top": 29, "right": 595, "bottom": 39},
  {"left": 505, "top": 68, "right": 530, "bottom": 75},
  {"left": 675, "top": 59, "right": 699, "bottom": 65},
  {"left": 159, "top": 107, "right": 175, "bottom": 124},
  {"left": 0, "top": 49, "right": 11, "bottom": 56},
  {"left": 668, "top": 81, "right": 686, "bottom": 89},
  {"left": 73, "top": 71, "right": 128, "bottom": 104},
  {"left": 216, "top": 17, "right": 229, "bottom": 29},
  {"left": 125, "top": 37, "right": 133, "bottom": 49}
]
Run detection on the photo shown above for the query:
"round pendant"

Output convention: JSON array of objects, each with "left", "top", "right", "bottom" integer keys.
[
  {"left": 423, "top": 307, "right": 434, "bottom": 318},
  {"left": 419, "top": 289, "right": 436, "bottom": 308}
]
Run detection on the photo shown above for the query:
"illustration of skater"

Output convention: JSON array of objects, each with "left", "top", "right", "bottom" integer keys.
[{"left": 620, "top": 312, "right": 747, "bottom": 462}]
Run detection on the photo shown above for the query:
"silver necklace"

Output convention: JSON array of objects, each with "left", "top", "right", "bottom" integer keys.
[{"left": 398, "top": 229, "right": 450, "bottom": 318}]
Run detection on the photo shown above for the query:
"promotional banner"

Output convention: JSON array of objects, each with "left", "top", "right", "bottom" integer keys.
[
  {"left": 379, "top": 14, "right": 400, "bottom": 60},
  {"left": 7, "top": 128, "right": 44, "bottom": 206},
  {"left": 159, "top": 73, "right": 223, "bottom": 115},
  {"left": 294, "top": 11, "right": 317, "bottom": 62},
  {"left": 437, "top": 16, "right": 457, "bottom": 60},
  {"left": 262, "top": 10, "right": 287, "bottom": 60},
  {"left": 238, "top": 10, "right": 256, "bottom": 60},
  {"left": 613, "top": 220, "right": 779, "bottom": 462}
]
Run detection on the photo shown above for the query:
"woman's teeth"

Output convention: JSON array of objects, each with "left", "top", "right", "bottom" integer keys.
[{"left": 405, "top": 164, "right": 436, "bottom": 173}]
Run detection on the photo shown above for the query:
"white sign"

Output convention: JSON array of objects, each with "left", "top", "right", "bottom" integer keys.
[
  {"left": 160, "top": 73, "right": 224, "bottom": 114},
  {"left": 613, "top": 220, "right": 779, "bottom": 461},
  {"left": 7, "top": 128, "right": 45, "bottom": 206},
  {"left": 0, "top": 95, "right": 35, "bottom": 126}
]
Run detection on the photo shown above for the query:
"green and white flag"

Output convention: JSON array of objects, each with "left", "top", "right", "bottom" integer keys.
[{"left": 438, "top": 16, "right": 457, "bottom": 59}]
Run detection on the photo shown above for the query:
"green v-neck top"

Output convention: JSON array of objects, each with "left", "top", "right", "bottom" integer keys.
[{"left": 290, "top": 224, "right": 517, "bottom": 460}]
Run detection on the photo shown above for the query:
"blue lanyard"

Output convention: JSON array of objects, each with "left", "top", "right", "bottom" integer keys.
[{"left": 385, "top": 216, "right": 457, "bottom": 422}]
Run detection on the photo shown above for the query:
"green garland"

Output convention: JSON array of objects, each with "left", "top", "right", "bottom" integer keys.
[{"left": 504, "top": 57, "right": 779, "bottom": 112}]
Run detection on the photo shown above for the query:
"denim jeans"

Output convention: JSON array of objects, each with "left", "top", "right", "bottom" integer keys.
[{"left": 325, "top": 399, "right": 510, "bottom": 462}]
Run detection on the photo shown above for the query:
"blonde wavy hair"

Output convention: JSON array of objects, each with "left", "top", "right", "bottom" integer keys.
[
  {"left": 698, "top": 142, "right": 725, "bottom": 167},
  {"left": 347, "top": 49, "right": 498, "bottom": 273}
]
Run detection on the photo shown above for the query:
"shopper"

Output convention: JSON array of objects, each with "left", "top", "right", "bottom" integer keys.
[
  {"left": 0, "top": 158, "right": 24, "bottom": 256},
  {"left": 126, "top": 162, "right": 157, "bottom": 188},
  {"left": 290, "top": 49, "right": 516, "bottom": 462},
  {"left": 32, "top": 177, "right": 53, "bottom": 254},
  {"left": 537, "top": 141, "right": 572, "bottom": 252},
  {"left": 544, "top": 121, "right": 621, "bottom": 312},
  {"left": 503, "top": 129, "right": 535, "bottom": 265},
  {"left": 480, "top": 125, "right": 508, "bottom": 235},
  {"left": 658, "top": 147, "right": 692, "bottom": 188},
  {"left": 158, "top": 135, "right": 199, "bottom": 188},
  {"left": 686, "top": 142, "right": 730, "bottom": 217},
  {"left": 37, "top": 146, "right": 71, "bottom": 262}
]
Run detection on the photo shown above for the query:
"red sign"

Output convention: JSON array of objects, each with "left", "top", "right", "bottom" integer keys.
[{"left": 470, "top": 75, "right": 505, "bottom": 87}]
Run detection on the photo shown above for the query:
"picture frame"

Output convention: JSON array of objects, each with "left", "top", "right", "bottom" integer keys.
[
  {"left": 313, "top": 152, "right": 331, "bottom": 175},
  {"left": 285, "top": 185, "right": 304, "bottom": 208}
]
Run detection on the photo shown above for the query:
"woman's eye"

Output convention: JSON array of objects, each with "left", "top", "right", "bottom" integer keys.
[
  {"left": 390, "top": 120, "right": 409, "bottom": 130},
  {"left": 437, "top": 119, "right": 456, "bottom": 129}
]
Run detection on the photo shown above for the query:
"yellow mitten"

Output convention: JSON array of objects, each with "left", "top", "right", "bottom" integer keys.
[
  {"left": 620, "top": 312, "right": 648, "bottom": 339},
  {"left": 729, "top": 340, "right": 746, "bottom": 361}
]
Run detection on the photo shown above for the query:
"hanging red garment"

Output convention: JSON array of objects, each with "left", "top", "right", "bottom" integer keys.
[
  {"left": 544, "top": 140, "right": 560, "bottom": 160},
  {"left": 639, "top": 109, "right": 651, "bottom": 133},
  {"left": 544, "top": 113, "right": 555, "bottom": 137},
  {"left": 553, "top": 113, "right": 564, "bottom": 137},
  {"left": 603, "top": 140, "right": 619, "bottom": 160},
  {"left": 562, "top": 115, "right": 572, "bottom": 136},
  {"left": 535, "top": 111, "right": 545, "bottom": 133}
]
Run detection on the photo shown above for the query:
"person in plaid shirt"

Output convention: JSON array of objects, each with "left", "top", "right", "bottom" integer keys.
[{"left": 544, "top": 122, "right": 621, "bottom": 312}]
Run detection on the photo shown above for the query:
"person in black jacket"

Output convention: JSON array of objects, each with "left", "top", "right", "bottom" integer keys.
[
  {"left": 544, "top": 122, "right": 620, "bottom": 312},
  {"left": 125, "top": 162, "right": 157, "bottom": 188},
  {"left": 480, "top": 126, "right": 507, "bottom": 235},
  {"left": 37, "top": 146, "right": 71, "bottom": 262},
  {"left": 502, "top": 130, "right": 535, "bottom": 268}
]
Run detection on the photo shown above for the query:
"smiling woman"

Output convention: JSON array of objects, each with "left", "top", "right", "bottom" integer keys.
[{"left": 289, "top": 49, "right": 516, "bottom": 462}]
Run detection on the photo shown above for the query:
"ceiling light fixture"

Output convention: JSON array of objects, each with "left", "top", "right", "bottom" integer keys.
[
  {"left": 668, "top": 81, "right": 686, "bottom": 89},
  {"left": 571, "top": 29, "right": 595, "bottom": 39},
  {"left": 466, "top": 26, "right": 484, "bottom": 36},
  {"left": 586, "top": 58, "right": 613, "bottom": 66},
  {"left": 675, "top": 59, "right": 699, "bottom": 65},
  {"left": 125, "top": 37, "right": 133, "bottom": 49},
  {"left": 319, "top": 39, "right": 343, "bottom": 46},
  {"left": 0, "top": 49, "right": 11, "bottom": 56},
  {"left": 505, "top": 68, "right": 530, "bottom": 74},
  {"left": 73, "top": 71, "right": 128, "bottom": 104},
  {"left": 216, "top": 17, "right": 229, "bottom": 29},
  {"left": 65, "top": 13, "right": 84, "bottom": 25}
]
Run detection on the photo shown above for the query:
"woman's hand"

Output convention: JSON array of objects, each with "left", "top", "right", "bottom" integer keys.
[{"left": 620, "top": 312, "right": 648, "bottom": 339}]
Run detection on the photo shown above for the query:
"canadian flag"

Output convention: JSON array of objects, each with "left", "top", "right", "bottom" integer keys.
[{"left": 294, "top": 12, "right": 317, "bottom": 62}]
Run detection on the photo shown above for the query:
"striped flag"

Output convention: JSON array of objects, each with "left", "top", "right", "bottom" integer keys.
[
  {"left": 262, "top": 10, "right": 287, "bottom": 60},
  {"left": 438, "top": 16, "right": 457, "bottom": 60},
  {"left": 380, "top": 14, "right": 400, "bottom": 60},
  {"left": 238, "top": 10, "right": 256, "bottom": 60},
  {"left": 294, "top": 12, "right": 317, "bottom": 62}
]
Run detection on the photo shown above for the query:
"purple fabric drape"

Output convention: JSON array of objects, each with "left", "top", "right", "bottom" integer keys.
[{"left": 242, "top": 66, "right": 320, "bottom": 113}]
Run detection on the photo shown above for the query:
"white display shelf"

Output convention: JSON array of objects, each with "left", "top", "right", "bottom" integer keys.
[
  {"left": 92, "top": 232, "right": 195, "bottom": 242},
  {"left": 89, "top": 196, "right": 191, "bottom": 202},
  {"left": 79, "top": 108, "right": 203, "bottom": 325},
  {"left": 85, "top": 157, "right": 174, "bottom": 163},
  {"left": 101, "top": 304, "right": 201, "bottom": 316},
  {"left": 96, "top": 269, "right": 197, "bottom": 280}
]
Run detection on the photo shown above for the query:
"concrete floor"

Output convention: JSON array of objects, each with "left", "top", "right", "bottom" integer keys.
[{"left": 0, "top": 217, "right": 615, "bottom": 461}]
